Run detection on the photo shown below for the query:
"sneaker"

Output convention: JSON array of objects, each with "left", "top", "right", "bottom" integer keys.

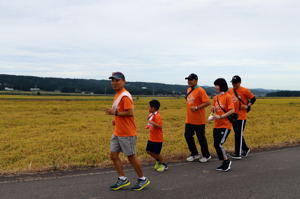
[
  {"left": 131, "top": 178, "right": 150, "bottom": 191},
  {"left": 229, "top": 153, "right": 242, "bottom": 160},
  {"left": 216, "top": 164, "right": 224, "bottom": 171},
  {"left": 154, "top": 161, "right": 160, "bottom": 170},
  {"left": 222, "top": 160, "right": 232, "bottom": 172},
  {"left": 216, "top": 160, "right": 232, "bottom": 172},
  {"left": 156, "top": 164, "right": 168, "bottom": 172},
  {"left": 186, "top": 154, "right": 201, "bottom": 162},
  {"left": 110, "top": 178, "right": 131, "bottom": 191},
  {"left": 199, "top": 155, "right": 212, "bottom": 163},
  {"left": 242, "top": 149, "right": 250, "bottom": 157}
]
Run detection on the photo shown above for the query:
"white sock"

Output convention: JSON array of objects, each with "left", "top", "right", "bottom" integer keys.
[
  {"left": 118, "top": 176, "right": 127, "bottom": 180},
  {"left": 139, "top": 176, "right": 146, "bottom": 181}
]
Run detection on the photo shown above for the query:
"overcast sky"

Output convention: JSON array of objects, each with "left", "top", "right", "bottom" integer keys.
[{"left": 0, "top": 0, "right": 299, "bottom": 90}]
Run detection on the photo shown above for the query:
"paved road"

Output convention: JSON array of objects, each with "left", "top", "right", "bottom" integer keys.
[{"left": 0, "top": 146, "right": 299, "bottom": 199}]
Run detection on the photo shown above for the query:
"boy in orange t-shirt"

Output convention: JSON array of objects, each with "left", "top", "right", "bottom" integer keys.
[{"left": 146, "top": 100, "right": 168, "bottom": 172}]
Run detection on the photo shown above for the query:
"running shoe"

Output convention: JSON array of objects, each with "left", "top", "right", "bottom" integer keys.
[
  {"left": 110, "top": 178, "right": 131, "bottom": 191},
  {"left": 199, "top": 155, "right": 212, "bottom": 163},
  {"left": 131, "top": 178, "right": 150, "bottom": 191},
  {"left": 186, "top": 154, "right": 201, "bottom": 162}
]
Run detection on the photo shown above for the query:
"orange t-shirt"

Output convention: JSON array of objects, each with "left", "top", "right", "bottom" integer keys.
[
  {"left": 228, "top": 87, "right": 255, "bottom": 120},
  {"left": 186, "top": 86, "right": 210, "bottom": 125},
  {"left": 148, "top": 112, "right": 163, "bottom": 142},
  {"left": 213, "top": 92, "right": 235, "bottom": 129},
  {"left": 113, "top": 89, "right": 136, "bottom": 137}
]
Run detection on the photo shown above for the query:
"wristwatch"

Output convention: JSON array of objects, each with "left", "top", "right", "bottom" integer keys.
[{"left": 115, "top": 110, "right": 118, "bottom": 116}]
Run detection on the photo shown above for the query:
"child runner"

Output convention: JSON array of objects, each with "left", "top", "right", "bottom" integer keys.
[{"left": 146, "top": 99, "right": 168, "bottom": 172}]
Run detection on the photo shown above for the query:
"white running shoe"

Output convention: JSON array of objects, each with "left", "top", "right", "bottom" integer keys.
[
  {"left": 186, "top": 154, "right": 201, "bottom": 162},
  {"left": 199, "top": 155, "right": 212, "bottom": 163}
]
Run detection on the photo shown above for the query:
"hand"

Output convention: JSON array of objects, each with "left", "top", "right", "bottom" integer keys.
[
  {"left": 191, "top": 106, "right": 198, "bottom": 112},
  {"left": 105, "top": 108, "right": 115, "bottom": 115},
  {"left": 148, "top": 120, "right": 161, "bottom": 128},
  {"left": 208, "top": 114, "right": 215, "bottom": 121},
  {"left": 241, "top": 105, "right": 248, "bottom": 110},
  {"left": 148, "top": 121, "right": 156, "bottom": 128},
  {"left": 112, "top": 120, "right": 115, "bottom": 126},
  {"left": 148, "top": 121, "right": 153, "bottom": 125},
  {"left": 213, "top": 114, "right": 221, "bottom": 119}
]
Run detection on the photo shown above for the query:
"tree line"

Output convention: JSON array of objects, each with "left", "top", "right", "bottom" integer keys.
[
  {"left": 266, "top": 91, "right": 300, "bottom": 97},
  {"left": 0, "top": 74, "right": 192, "bottom": 95},
  {"left": 2, "top": 74, "right": 294, "bottom": 96}
]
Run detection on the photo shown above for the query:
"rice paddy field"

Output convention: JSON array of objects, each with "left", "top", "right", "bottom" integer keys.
[{"left": 0, "top": 95, "right": 300, "bottom": 174}]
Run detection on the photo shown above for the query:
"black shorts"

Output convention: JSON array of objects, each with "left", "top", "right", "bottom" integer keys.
[{"left": 146, "top": 141, "right": 163, "bottom": 155}]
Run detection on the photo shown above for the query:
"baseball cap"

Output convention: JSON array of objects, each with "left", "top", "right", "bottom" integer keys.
[
  {"left": 231, "top": 75, "right": 241, "bottom": 83},
  {"left": 185, "top": 73, "right": 198, "bottom": 80},
  {"left": 109, "top": 72, "right": 125, "bottom": 80}
]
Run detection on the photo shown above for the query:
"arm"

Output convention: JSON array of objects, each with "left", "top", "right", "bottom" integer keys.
[
  {"left": 241, "top": 96, "right": 256, "bottom": 110},
  {"left": 214, "top": 108, "right": 235, "bottom": 119},
  {"left": 105, "top": 96, "right": 134, "bottom": 117},
  {"left": 248, "top": 96, "right": 256, "bottom": 106},
  {"left": 106, "top": 108, "right": 133, "bottom": 117},
  {"left": 148, "top": 120, "right": 162, "bottom": 128},
  {"left": 191, "top": 101, "right": 211, "bottom": 112}
]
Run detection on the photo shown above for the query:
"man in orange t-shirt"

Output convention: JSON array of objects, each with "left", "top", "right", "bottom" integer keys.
[
  {"left": 228, "top": 75, "right": 256, "bottom": 159},
  {"left": 184, "top": 73, "right": 211, "bottom": 163},
  {"left": 105, "top": 72, "right": 150, "bottom": 191}
]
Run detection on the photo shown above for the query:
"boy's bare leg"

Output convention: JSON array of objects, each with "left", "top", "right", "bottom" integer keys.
[
  {"left": 110, "top": 152, "right": 125, "bottom": 176},
  {"left": 127, "top": 155, "right": 144, "bottom": 178},
  {"left": 147, "top": 151, "right": 164, "bottom": 163}
]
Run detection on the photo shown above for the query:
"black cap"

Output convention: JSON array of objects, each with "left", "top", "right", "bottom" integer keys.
[
  {"left": 185, "top": 73, "right": 198, "bottom": 80},
  {"left": 231, "top": 75, "right": 241, "bottom": 83},
  {"left": 109, "top": 72, "right": 125, "bottom": 80}
]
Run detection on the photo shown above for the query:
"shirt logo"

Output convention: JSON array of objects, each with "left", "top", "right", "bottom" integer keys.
[{"left": 187, "top": 95, "right": 195, "bottom": 104}]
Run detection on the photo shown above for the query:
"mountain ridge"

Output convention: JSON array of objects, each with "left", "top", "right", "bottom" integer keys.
[{"left": 0, "top": 74, "right": 291, "bottom": 96}]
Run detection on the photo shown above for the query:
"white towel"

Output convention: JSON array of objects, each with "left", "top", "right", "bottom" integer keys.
[{"left": 112, "top": 91, "right": 133, "bottom": 112}]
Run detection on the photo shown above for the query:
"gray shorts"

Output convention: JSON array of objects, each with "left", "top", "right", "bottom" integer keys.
[{"left": 110, "top": 134, "right": 137, "bottom": 156}]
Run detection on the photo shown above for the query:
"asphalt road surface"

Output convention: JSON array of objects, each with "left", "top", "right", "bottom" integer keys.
[{"left": 0, "top": 146, "right": 299, "bottom": 199}]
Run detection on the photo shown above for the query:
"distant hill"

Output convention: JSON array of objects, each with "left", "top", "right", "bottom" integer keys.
[
  {"left": 0, "top": 74, "right": 188, "bottom": 95},
  {"left": 0, "top": 74, "right": 281, "bottom": 96},
  {"left": 266, "top": 91, "right": 300, "bottom": 97},
  {"left": 249, "top": 88, "right": 280, "bottom": 97}
]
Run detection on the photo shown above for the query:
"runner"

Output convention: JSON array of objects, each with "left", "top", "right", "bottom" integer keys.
[
  {"left": 228, "top": 75, "right": 256, "bottom": 159},
  {"left": 145, "top": 99, "right": 168, "bottom": 172},
  {"left": 184, "top": 73, "right": 211, "bottom": 163},
  {"left": 105, "top": 72, "right": 150, "bottom": 191},
  {"left": 210, "top": 78, "right": 235, "bottom": 171}
]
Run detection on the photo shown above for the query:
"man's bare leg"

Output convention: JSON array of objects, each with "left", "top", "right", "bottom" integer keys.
[
  {"left": 110, "top": 152, "right": 125, "bottom": 176},
  {"left": 127, "top": 155, "right": 144, "bottom": 178}
]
